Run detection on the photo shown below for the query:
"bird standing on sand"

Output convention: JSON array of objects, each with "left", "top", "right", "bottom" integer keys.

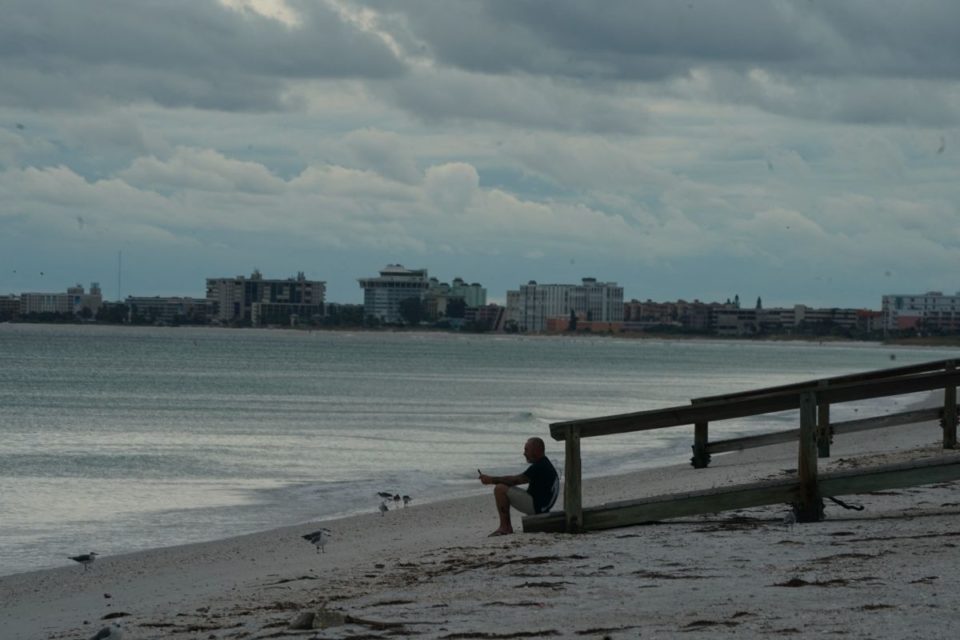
[
  {"left": 379, "top": 501, "right": 389, "bottom": 516},
  {"left": 69, "top": 552, "right": 98, "bottom": 571},
  {"left": 302, "top": 528, "right": 332, "bottom": 554},
  {"left": 393, "top": 494, "right": 401, "bottom": 508},
  {"left": 782, "top": 511, "right": 796, "bottom": 531},
  {"left": 402, "top": 495, "right": 411, "bottom": 507},
  {"left": 89, "top": 623, "right": 123, "bottom": 639}
]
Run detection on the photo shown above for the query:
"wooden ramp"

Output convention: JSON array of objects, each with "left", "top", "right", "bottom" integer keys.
[
  {"left": 523, "top": 454, "right": 960, "bottom": 534},
  {"left": 547, "top": 359, "right": 959, "bottom": 531}
]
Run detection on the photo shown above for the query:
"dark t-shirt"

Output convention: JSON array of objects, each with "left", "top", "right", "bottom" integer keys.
[{"left": 523, "top": 456, "right": 559, "bottom": 514}]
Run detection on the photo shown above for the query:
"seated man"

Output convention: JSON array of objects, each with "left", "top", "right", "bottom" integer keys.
[{"left": 478, "top": 436, "right": 559, "bottom": 536}]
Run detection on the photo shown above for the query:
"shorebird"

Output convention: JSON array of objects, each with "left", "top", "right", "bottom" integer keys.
[
  {"left": 89, "top": 623, "right": 123, "bottom": 640},
  {"left": 402, "top": 495, "right": 411, "bottom": 507},
  {"left": 68, "top": 552, "right": 98, "bottom": 571},
  {"left": 393, "top": 494, "right": 401, "bottom": 507},
  {"left": 782, "top": 511, "right": 796, "bottom": 531},
  {"left": 302, "top": 528, "right": 332, "bottom": 554},
  {"left": 379, "top": 501, "right": 389, "bottom": 516}
]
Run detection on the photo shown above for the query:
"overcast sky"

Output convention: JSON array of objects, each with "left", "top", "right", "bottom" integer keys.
[{"left": 2, "top": 0, "right": 958, "bottom": 307}]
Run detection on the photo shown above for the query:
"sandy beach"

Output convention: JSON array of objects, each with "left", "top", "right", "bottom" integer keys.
[{"left": 3, "top": 404, "right": 960, "bottom": 639}]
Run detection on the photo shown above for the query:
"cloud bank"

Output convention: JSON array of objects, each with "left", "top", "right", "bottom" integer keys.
[{"left": 1, "top": 0, "right": 958, "bottom": 306}]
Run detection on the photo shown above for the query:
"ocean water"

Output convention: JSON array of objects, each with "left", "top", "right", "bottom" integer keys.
[{"left": 1, "top": 324, "right": 956, "bottom": 576}]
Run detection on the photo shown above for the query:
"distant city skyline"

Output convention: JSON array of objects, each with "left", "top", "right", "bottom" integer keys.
[
  {"left": 3, "top": 2, "right": 959, "bottom": 309},
  {"left": 4, "top": 264, "right": 956, "bottom": 313},
  {"left": 15, "top": 274, "right": 960, "bottom": 336},
  {"left": 7, "top": 265, "right": 960, "bottom": 310}
]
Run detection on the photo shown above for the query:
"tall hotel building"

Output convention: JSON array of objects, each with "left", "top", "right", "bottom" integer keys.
[
  {"left": 358, "top": 265, "right": 430, "bottom": 324},
  {"left": 881, "top": 291, "right": 960, "bottom": 333},
  {"left": 20, "top": 283, "right": 103, "bottom": 317},
  {"left": 206, "top": 271, "right": 326, "bottom": 325},
  {"left": 507, "top": 277, "right": 624, "bottom": 332}
]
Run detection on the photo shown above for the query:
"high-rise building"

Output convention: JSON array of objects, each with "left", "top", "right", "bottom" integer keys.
[
  {"left": 422, "top": 276, "right": 488, "bottom": 320},
  {"left": 20, "top": 283, "right": 102, "bottom": 317},
  {"left": 506, "top": 277, "right": 624, "bottom": 332},
  {"left": 206, "top": 271, "right": 325, "bottom": 325},
  {"left": 358, "top": 265, "right": 430, "bottom": 324},
  {"left": 450, "top": 277, "right": 487, "bottom": 308},
  {"left": 882, "top": 292, "right": 960, "bottom": 333}
]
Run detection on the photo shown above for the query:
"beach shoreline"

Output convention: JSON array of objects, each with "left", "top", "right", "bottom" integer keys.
[
  {"left": 11, "top": 319, "right": 960, "bottom": 348},
  {"left": 3, "top": 396, "right": 959, "bottom": 639}
]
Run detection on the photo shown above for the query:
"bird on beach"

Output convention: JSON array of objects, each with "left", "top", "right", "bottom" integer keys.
[
  {"left": 402, "top": 495, "right": 411, "bottom": 507},
  {"left": 379, "top": 500, "right": 389, "bottom": 516},
  {"left": 782, "top": 510, "right": 796, "bottom": 531},
  {"left": 89, "top": 623, "right": 123, "bottom": 640},
  {"left": 302, "top": 528, "right": 332, "bottom": 554},
  {"left": 393, "top": 494, "right": 401, "bottom": 507},
  {"left": 68, "top": 552, "right": 98, "bottom": 571}
]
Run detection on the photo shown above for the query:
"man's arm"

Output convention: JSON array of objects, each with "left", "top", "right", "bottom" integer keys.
[{"left": 479, "top": 472, "right": 530, "bottom": 487}]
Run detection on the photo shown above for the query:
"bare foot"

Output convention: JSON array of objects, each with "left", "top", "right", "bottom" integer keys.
[{"left": 487, "top": 528, "right": 513, "bottom": 537}]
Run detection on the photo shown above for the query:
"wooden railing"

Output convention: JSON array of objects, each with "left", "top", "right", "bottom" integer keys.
[
  {"left": 547, "top": 359, "right": 959, "bottom": 533},
  {"left": 689, "top": 358, "right": 958, "bottom": 467}
]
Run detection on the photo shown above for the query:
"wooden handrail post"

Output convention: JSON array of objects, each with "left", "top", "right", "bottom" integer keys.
[
  {"left": 691, "top": 421, "right": 710, "bottom": 468},
  {"left": 563, "top": 426, "right": 583, "bottom": 533},
  {"left": 943, "top": 361, "right": 957, "bottom": 449},
  {"left": 816, "top": 380, "right": 831, "bottom": 458},
  {"left": 797, "top": 391, "right": 823, "bottom": 522}
]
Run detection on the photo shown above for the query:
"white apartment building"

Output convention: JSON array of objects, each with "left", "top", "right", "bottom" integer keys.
[
  {"left": 504, "top": 290, "right": 520, "bottom": 331},
  {"left": 507, "top": 277, "right": 624, "bottom": 332},
  {"left": 882, "top": 291, "right": 960, "bottom": 332},
  {"left": 450, "top": 278, "right": 487, "bottom": 308},
  {"left": 206, "top": 271, "right": 325, "bottom": 325},
  {"left": 20, "top": 283, "right": 102, "bottom": 317},
  {"left": 423, "top": 276, "right": 488, "bottom": 319},
  {"left": 358, "top": 264, "right": 430, "bottom": 324}
]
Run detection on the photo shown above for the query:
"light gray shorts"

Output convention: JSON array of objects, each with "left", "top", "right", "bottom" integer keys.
[{"left": 506, "top": 486, "right": 535, "bottom": 515}]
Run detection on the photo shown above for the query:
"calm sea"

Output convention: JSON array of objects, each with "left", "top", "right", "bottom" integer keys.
[{"left": 1, "top": 324, "right": 956, "bottom": 575}]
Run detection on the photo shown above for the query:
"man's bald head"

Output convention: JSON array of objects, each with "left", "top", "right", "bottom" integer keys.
[{"left": 524, "top": 437, "right": 546, "bottom": 462}]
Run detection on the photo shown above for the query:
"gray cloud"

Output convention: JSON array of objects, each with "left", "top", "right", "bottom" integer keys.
[
  {"left": 361, "top": 0, "right": 960, "bottom": 126},
  {"left": 0, "top": 0, "right": 405, "bottom": 111},
  {"left": 368, "top": 0, "right": 960, "bottom": 80},
  {"left": 814, "top": 1, "right": 960, "bottom": 79},
  {"left": 383, "top": 68, "right": 649, "bottom": 133},
  {"left": 363, "top": 0, "right": 810, "bottom": 79},
  {"left": 341, "top": 129, "right": 423, "bottom": 184},
  {"left": 666, "top": 68, "right": 960, "bottom": 127}
]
